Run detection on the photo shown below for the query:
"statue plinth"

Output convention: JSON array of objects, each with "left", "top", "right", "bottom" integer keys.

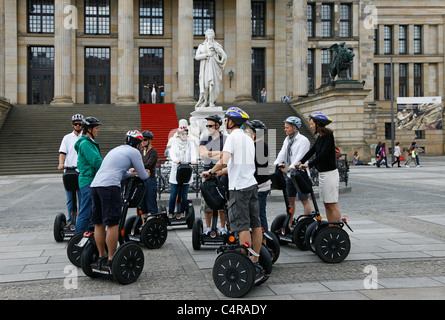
[{"left": 190, "top": 106, "right": 227, "bottom": 140}]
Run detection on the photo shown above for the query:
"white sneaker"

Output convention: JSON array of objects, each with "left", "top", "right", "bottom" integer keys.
[
  {"left": 203, "top": 227, "right": 211, "bottom": 236},
  {"left": 405, "top": 165, "right": 409, "bottom": 168},
  {"left": 220, "top": 228, "right": 227, "bottom": 236}
]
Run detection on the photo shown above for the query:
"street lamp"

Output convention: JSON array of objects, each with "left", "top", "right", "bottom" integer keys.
[{"left": 228, "top": 70, "right": 234, "bottom": 88}]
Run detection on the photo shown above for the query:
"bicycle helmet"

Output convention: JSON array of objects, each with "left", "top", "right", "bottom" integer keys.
[
  {"left": 205, "top": 114, "right": 222, "bottom": 126},
  {"left": 71, "top": 114, "right": 84, "bottom": 122},
  {"left": 225, "top": 107, "right": 249, "bottom": 127},
  {"left": 125, "top": 130, "right": 144, "bottom": 147},
  {"left": 309, "top": 111, "right": 332, "bottom": 126},
  {"left": 242, "top": 120, "right": 267, "bottom": 135},
  {"left": 142, "top": 130, "right": 154, "bottom": 140},
  {"left": 81, "top": 117, "right": 102, "bottom": 129},
  {"left": 284, "top": 116, "right": 302, "bottom": 129},
  {"left": 177, "top": 126, "right": 189, "bottom": 133}
]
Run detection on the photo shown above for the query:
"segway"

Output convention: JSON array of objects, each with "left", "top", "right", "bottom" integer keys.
[
  {"left": 167, "top": 163, "right": 195, "bottom": 228},
  {"left": 291, "top": 169, "right": 353, "bottom": 263},
  {"left": 269, "top": 165, "right": 298, "bottom": 246},
  {"left": 124, "top": 207, "right": 168, "bottom": 249},
  {"left": 54, "top": 167, "right": 79, "bottom": 242},
  {"left": 78, "top": 176, "right": 146, "bottom": 285}
]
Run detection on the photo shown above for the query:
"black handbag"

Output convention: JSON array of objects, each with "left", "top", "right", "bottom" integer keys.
[
  {"left": 200, "top": 176, "right": 227, "bottom": 211},
  {"left": 291, "top": 169, "right": 313, "bottom": 194}
]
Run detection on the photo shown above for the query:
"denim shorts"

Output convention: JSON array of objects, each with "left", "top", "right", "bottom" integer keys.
[
  {"left": 286, "top": 176, "right": 310, "bottom": 200},
  {"left": 227, "top": 185, "right": 261, "bottom": 233},
  {"left": 90, "top": 186, "right": 123, "bottom": 226}
]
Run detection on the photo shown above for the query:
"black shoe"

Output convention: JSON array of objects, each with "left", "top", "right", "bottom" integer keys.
[{"left": 253, "top": 262, "right": 265, "bottom": 284}]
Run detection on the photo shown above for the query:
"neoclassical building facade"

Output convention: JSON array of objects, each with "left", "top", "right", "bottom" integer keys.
[{"left": 0, "top": 0, "right": 444, "bottom": 155}]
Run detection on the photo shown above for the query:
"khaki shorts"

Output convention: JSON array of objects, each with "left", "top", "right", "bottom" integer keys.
[
  {"left": 319, "top": 169, "right": 339, "bottom": 203},
  {"left": 227, "top": 184, "right": 261, "bottom": 233}
]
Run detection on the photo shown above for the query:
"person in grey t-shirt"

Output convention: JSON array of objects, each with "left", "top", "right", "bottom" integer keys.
[{"left": 90, "top": 130, "right": 150, "bottom": 267}]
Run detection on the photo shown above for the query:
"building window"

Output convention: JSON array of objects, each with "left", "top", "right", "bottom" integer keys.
[
  {"left": 374, "top": 28, "right": 378, "bottom": 54},
  {"left": 193, "top": 0, "right": 215, "bottom": 36},
  {"left": 251, "top": 1, "right": 265, "bottom": 37},
  {"left": 414, "top": 63, "right": 422, "bottom": 97},
  {"left": 374, "top": 64, "right": 379, "bottom": 100},
  {"left": 414, "top": 25, "right": 422, "bottom": 54},
  {"left": 385, "top": 122, "right": 393, "bottom": 140},
  {"left": 27, "top": 0, "right": 55, "bottom": 34},
  {"left": 308, "top": 49, "right": 315, "bottom": 92},
  {"left": 321, "top": 49, "right": 331, "bottom": 85},
  {"left": 399, "top": 25, "right": 407, "bottom": 54},
  {"left": 28, "top": 46, "right": 55, "bottom": 104},
  {"left": 139, "top": 0, "right": 164, "bottom": 35},
  {"left": 85, "top": 47, "right": 111, "bottom": 104},
  {"left": 321, "top": 4, "right": 333, "bottom": 38},
  {"left": 307, "top": 3, "right": 315, "bottom": 38},
  {"left": 399, "top": 63, "right": 407, "bottom": 97},
  {"left": 384, "top": 63, "right": 392, "bottom": 100},
  {"left": 339, "top": 4, "right": 351, "bottom": 38},
  {"left": 384, "top": 25, "right": 392, "bottom": 54},
  {"left": 85, "top": 0, "right": 110, "bottom": 35}
]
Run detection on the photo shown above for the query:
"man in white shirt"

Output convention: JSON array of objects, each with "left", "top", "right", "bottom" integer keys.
[
  {"left": 274, "top": 116, "right": 312, "bottom": 227},
  {"left": 58, "top": 114, "right": 83, "bottom": 226},
  {"left": 202, "top": 107, "right": 262, "bottom": 268}
]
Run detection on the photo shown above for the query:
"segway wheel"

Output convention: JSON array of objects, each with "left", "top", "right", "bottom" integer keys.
[
  {"left": 53, "top": 213, "right": 66, "bottom": 242},
  {"left": 263, "top": 230, "right": 280, "bottom": 264},
  {"left": 185, "top": 201, "right": 195, "bottom": 229},
  {"left": 213, "top": 251, "right": 255, "bottom": 298},
  {"left": 112, "top": 243, "right": 145, "bottom": 285},
  {"left": 140, "top": 218, "right": 168, "bottom": 249},
  {"left": 67, "top": 232, "right": 85, "bottom": 267},
  {"left": 270, "top": 214, "right": 288, "bottom": 245},
  {"left": 255, "top": 245, "right": 273, "bottom": 286},
  {"left": 80, "top": 240, "right": 101, "bottom": 279},
  {"left": 192, "top": 218, "right": 203, "bottom": 250},
  {"left": 293, "top": 217, "right": 314, "bottom": 250},
  {"left": 314, "top": 227, "right": 351, "bottom": 263}
]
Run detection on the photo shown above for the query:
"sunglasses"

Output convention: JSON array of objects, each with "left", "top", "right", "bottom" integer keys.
[
  {"left": 206, "top": 125, "right": 216, "bottom": 128},
  {"left": 143, "top": 138, "right": 150, "bottom": 141},
  {"left": 73, "top": 123, "right": 82, "bottom": 126}
]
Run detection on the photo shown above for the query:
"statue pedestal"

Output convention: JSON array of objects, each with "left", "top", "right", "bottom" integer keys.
[
  {"left": 291, "top": 82, "right": 372, "bottom": 161},
  {"left": 189, "top": 106, "right": 227, "bottom": 140}
]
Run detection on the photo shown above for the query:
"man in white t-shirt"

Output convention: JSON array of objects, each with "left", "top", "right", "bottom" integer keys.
[
  {"left": 58, "top": 114, "right": 83, "bottom": 226},
  {"left": 202, "top": 107, "right": 262, "bottom": 270}
]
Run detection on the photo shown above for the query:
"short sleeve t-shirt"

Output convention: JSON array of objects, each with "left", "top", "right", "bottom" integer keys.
[
  {"left": 59, "top": 132, "right": 81, "bottom": 168},
  {"left": 200, "top": 132, "right": 226, "bottom": 170},
  {"left": 222, "top": 128, "right": 257, "bottom": 190}
]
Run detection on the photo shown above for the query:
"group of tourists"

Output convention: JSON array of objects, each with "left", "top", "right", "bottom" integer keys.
[{"left": 58, "top": 108, "right": 343, "bottom": 272}]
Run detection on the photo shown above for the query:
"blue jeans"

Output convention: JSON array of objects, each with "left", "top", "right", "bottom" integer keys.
[
  {"left": 65, "top": 189, "right": 80, "bottom": 222},
  {"left": 258, "top": 190, "right": 270, "bottom": 231},
  {"left": 169, "top": 183, "right": 190, "bottom": 214},
  {"left": 140, "top": 178, "right": 158, "bottom": 214},
  {"left": 75, "top": 184, "right": 92, "bottom": 233}
]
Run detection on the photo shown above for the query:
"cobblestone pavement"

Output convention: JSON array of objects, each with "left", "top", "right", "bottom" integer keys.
[{"left": 1, "top": 156, "right": 445, "bottom": 301}]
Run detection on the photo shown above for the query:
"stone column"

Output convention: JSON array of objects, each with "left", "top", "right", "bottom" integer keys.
[
  {"left": 52, "top": 0, "right": 74, "bottom": 105},
  {"left": 274, "top": 0, "right": 287, "bottom": 101},
  {"left": 176, "top": 0, "right": 195, "bottom": 104},
  {"left": 4, "top": 0, "right": 17, "bottom": 104},
  {"left": 116, "top": 0, "right": 136, "bottom": 105},
  {"left": 235, "top": 0, "right": 253, "bottom": 103},
  {"left": 292, "top": 0, "right": 308, "bottom": 98}
]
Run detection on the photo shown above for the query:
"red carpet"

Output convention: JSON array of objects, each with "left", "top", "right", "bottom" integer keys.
[{"left": 140, "top": 104, "right": 178, "bottom": 156}]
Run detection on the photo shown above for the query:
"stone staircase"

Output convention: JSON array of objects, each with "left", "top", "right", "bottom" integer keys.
[
  {"left": 0, "top": 102, "right": 313, "bottom": 176},
  {"left": 0, "top": 104, "right": 141, "bottom": 175}
]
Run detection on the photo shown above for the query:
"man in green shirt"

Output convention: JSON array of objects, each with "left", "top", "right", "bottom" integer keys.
[{"left": 74, "top": 117, "right": 103, "bottom": 233}]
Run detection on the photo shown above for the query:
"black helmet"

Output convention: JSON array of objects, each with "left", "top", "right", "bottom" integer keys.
[
  {"left": 249, "top": 120, "right": 267, "bottom": 134},
  {"left": 142, "top": 130, "right": 154, "bottom": 140},
  {"left": 205, "top": 114, "right": 222, "bottom": 126},
  {"left": 82, "top": 117, "right": 102, "bottom": 129}
]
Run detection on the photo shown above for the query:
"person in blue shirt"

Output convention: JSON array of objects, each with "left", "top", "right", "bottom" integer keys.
[{"left": 90, "top": 130, "right": 150, "bottom": 268}]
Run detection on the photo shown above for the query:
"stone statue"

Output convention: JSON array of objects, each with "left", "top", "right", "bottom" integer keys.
[
  {"left": 194, "top": 29, "right": 227, "bottom": 109},
  {"left": 329, "top": 42, "right": 355, "bottom": 83}
]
